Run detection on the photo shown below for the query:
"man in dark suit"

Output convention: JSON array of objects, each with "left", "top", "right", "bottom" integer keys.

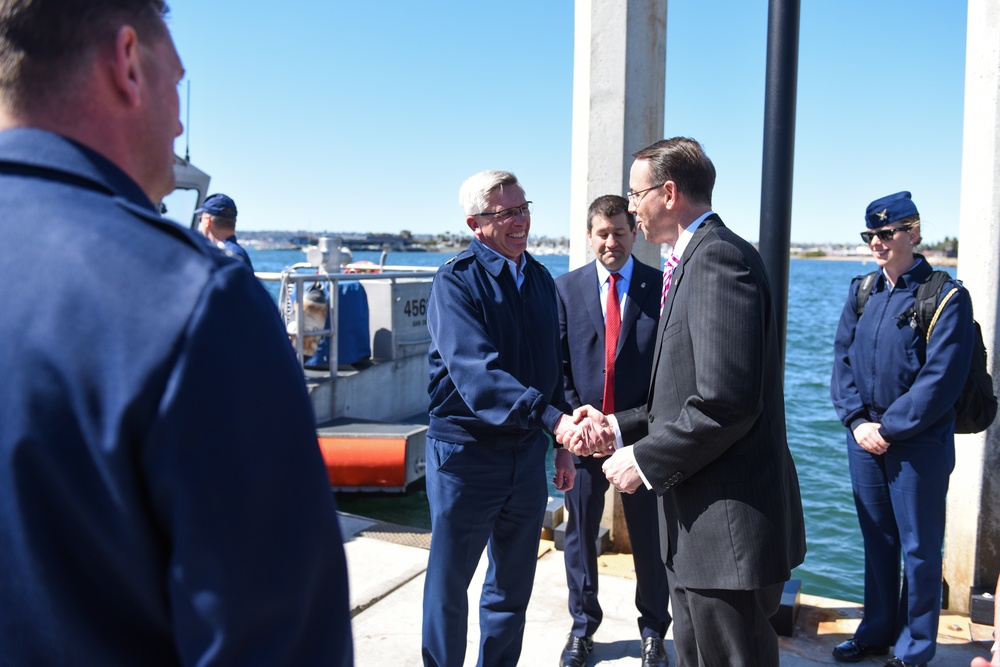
[
  {"left": 579, "top": 138, "right": 806, "bottom": 666},
  {"left": 555, "top": 195, "right": 671, "bottom": 667}
]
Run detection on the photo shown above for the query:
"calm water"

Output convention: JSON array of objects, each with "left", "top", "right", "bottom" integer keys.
[{"left": 249, "top": 247, "right": 955, "bottom": 604}]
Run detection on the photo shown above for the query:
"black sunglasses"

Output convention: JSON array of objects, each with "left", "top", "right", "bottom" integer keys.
[{"left": 860, "top": 225, "right": 911, "bottom": 244}]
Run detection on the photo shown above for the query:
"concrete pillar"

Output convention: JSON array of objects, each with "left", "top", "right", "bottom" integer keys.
[
  {"left": 943, "top": 0, "right": 1000, "bottom": 613},
  {"left": 569, "top": 0, "right": 667, "bottom": 551},
  {"left": 569, "top": 0, "right": 666, "bottom": 273}
]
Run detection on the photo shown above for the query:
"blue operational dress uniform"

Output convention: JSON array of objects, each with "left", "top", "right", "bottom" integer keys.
[
  {"left": 0, "top": 128, "right": 353, "bottom": 665},
  {"left": 423, "top": 238, "right": 569, "bottom": 667},
  {"left": 219, "top": 235, "right": 254, "bottom": 270},
  {"left": 196, "top": 193, "right": 254, "bottom": 270},
  {"left": 304, "top": 282, "right": 372, "bottom": 368},
  {"left": 831, "top": 254, "right": 973, "bottom": 665}
]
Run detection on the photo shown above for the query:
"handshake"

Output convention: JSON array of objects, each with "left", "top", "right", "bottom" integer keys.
[{"left": 554, "top": 405, "right": 617, "bottom": 457}]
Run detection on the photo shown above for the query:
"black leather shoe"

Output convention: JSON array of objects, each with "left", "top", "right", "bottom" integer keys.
[
  {"left": 641, "top": 636, "right": 669, "bottom": 667},
  {"left": 884, "top": 658, "right": 926, "bottom": 667},
  {"left": 559, "top": 634, "right": 593, "bottom": 667},
  {"left": 832, "top": 637, "right": 889, "bottom": 662}
]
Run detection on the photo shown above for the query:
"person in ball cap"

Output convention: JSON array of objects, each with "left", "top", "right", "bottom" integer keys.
[
  {"left": 197, "top": 193, "right": 254, "bottom": 270},
  {"left": 831, "top": 191, "right": 974, "bottom": 667}
]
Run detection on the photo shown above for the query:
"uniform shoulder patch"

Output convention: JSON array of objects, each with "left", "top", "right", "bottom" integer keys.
[{"left": 443, "top": 248, "right": 473, "bottom": 268}]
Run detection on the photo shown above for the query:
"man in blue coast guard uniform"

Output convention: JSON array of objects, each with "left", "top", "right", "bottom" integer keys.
[
  {"left": 0, "top": 1, "right": 352, "bottom": 664},
  {"left": 423, "top": 170, "right": 603, "bottom": 667},
  {"left": 198, "top": 192, "right": 255, "bottom": 270},
  {"left": 831, "top": 191, "right": 973, "bottom": 667}
]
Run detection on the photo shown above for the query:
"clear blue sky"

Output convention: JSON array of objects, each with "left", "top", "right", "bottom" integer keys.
[{"left": 164, "top": 1, "right": 968, "bottom": 245}]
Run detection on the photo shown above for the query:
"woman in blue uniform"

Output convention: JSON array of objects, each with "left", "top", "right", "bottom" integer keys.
[{"left": 831, "top": 191, "right": 974, "bottom": 667}]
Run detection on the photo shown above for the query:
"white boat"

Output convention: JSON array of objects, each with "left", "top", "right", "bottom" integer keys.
[{"left": 166, "top": 159, "right": 433, "bottom": 493}]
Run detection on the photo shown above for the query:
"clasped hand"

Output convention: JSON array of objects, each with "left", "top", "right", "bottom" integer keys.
[
  {"left": 853, "top": 421, "right": 889, "bottom": 455},
  {"left": 554, "top": 405, "right": 616, "bottom": 457}
]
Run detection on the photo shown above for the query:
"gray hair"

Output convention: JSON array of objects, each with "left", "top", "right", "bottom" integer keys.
[{"left": 458, "top": 170, "right": 522, "bottom": 216}]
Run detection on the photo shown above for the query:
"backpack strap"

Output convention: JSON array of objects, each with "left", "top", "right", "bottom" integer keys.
[
  {"left": 854, "top": 271, "right": 879, "bottom": 316},
  {"left": 925, "top": 287, "right": 960, "bottom": 343},
  {"left": 913, "top": 270, "right": 955, "bottom": 338}
]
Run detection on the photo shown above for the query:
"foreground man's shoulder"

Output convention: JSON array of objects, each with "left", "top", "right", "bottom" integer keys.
[{"left": 438, "top": 248, "right": 478, "bottom": 275}]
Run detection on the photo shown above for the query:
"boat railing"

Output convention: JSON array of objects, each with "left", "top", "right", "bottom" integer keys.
[{"left": 255, "top": 264, "right": 436, "bottom": 382}]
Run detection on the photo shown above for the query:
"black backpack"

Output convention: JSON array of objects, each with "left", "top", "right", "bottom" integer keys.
[{"left": 855, "top": 269, "right": 998, "bottom": 434}]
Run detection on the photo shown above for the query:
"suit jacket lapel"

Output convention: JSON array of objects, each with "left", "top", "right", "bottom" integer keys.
[
  {"left": 581, "top": 263, "right": 606, "bottom": 343},
  {"left": 618, "top": 259, "right": 653, "bottom": 356}
]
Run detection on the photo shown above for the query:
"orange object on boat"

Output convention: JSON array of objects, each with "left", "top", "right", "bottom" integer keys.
[{"left": 315, "top": 422, "right": 426, "bottom": 492}]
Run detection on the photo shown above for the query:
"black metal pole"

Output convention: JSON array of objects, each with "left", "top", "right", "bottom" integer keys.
[{"left": 759, "top": 0, "right": 800, "bottom": 369}]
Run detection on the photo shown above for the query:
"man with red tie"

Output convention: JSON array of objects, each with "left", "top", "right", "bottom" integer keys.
[{"left": 555, "top": 195, "right": 671, "bottom": 667}]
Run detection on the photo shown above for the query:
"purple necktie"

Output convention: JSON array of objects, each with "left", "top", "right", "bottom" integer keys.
[{"left": 660, "top": 253, "right": 679, "bottom": 315}]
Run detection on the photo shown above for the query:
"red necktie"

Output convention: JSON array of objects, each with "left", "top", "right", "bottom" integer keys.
[
  {"left": 660, "top": 253, "right": 679, "bottom": 315},
  {"left": 602, "top": 272, "right": 621, "bottom": 414}
]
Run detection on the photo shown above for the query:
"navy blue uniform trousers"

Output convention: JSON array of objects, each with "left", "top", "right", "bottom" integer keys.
[
  {"left": 422, "top": 436, "right": 548, "bottom": 667},
  {"left": 847, "top": 430, "right": 954, "bottom": 665},
  {"left": 563, "top": 454, "right": 670, "bottom": 639}
]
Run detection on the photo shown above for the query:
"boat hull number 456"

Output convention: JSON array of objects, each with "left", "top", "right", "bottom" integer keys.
[{"left": 403, "top": 298, "right": 427, "bottom": 327}]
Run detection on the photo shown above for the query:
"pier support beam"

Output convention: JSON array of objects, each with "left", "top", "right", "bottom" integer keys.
[
  {"left": 568, "top": 0, "right": 667, "bottom": 551},
  {"left": 568, "top": 0, "right": 666, "bottom": 273},
  {"left": 943, "top": 0, "right": 1000, "bottom": 614}
]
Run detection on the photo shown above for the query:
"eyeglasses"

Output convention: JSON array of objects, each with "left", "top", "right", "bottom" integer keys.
[
  {"left": 474, "top": 202, "right": 531, "bottom": 223},
  {"left": 860, "top": 225, "right": 911, "bottom": 244},
  {"left": 626, "top": 183, "right": 665, "bottom": 205}
]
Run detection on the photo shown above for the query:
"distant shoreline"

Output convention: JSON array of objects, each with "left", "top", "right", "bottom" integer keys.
[
  {"left": 242, "top": 240, "right": 960, "bottom": 268},
  {"left": 795, "top": 253, "right": 958, "bottom": 267}
]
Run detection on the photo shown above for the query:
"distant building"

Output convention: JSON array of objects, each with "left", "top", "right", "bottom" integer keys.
[{"left": 341, "top": 234, "right": 409, "bottom": 251}]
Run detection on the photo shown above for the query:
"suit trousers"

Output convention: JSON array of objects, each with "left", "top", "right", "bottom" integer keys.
[
  {"left": 667, "top": 557, "right": 783, "bottom": 667},
  {"left": 421, "top": 436, "right": 548, "bottom": 667},
  {"left": 847, "top": 434, "right": 953, "bottom": 665},
  {"left": 563, "top": 454, "right": 671, "bottom": 639}
]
